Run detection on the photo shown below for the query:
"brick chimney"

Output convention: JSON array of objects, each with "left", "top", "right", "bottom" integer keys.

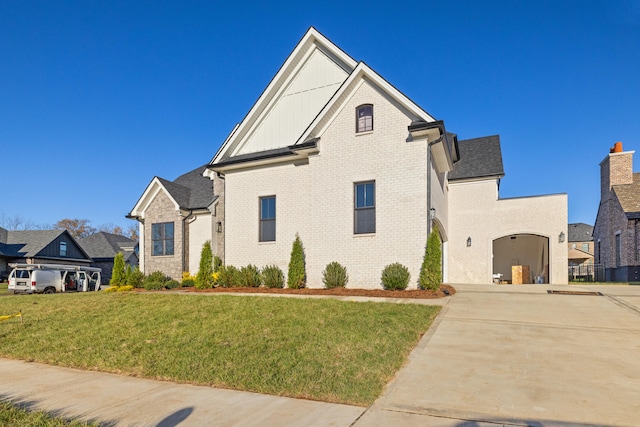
[{"left": 600, "top": 142, "right": 634, "bottom": 201}]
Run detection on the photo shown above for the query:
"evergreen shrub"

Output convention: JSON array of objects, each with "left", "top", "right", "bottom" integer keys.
[
  {"left": 381, "top": 263, "right": 410, "bottom": 290},
  {"left": 322, "top": 262, "right": 348, "bottom": 289},
  {"left": 143, "top": 271, "right": 172, "bottom": 290},
  {"left": 419, "top": 224, "right": 442, "bottom": 291},
  {"left": 196, "top": 241, "right": 214, "bottom": 289},
  {"left": 240, "top": 264, "right": 262, "bottom": 287},
  {"left": 287, "top": 233, "right": 306, "bottom": 289},
  {"left": 217, "top": 265, "right": 241, "bottom": 288},
  {"left": 263, "top": 265, "right": 285, "bottom": 288}
]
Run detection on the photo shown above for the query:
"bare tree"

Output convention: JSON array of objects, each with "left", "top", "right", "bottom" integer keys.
[
  {"left": 126, "top": 224, "right": 139, "bottom": 241},
  {"left": 0, "top": 213, "right": 47, "bottom": 230},
  {"left": 98, "top": 223, "right": 124, "bottom": 236},
  {"left": 54, "top": 218, "right": 97, "bottom": 239}
]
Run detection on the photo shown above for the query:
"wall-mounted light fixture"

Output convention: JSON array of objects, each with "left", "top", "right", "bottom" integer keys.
[
  {"left": 216, "top": 221, "right": 222, "bottom": 233},
  {"left": 429, "top": 208, "right": 436, "bottom": 220},
  {"left": 467, "top": 237, "right": 472, "bottom": 247},
  {"left": 559, "top": 232, "right": 565, "bottom": 243}
]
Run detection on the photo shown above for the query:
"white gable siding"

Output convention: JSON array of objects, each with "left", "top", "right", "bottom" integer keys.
[
  {"left": 235, "top": 49, "right": 348, "bottom": 155},
  {"left": 224, "top": 81, "right": 442, "bottom": 288}
]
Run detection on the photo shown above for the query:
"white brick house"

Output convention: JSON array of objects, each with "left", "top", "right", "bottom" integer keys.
[{"left": 131, "top": 27, "right": 568, "bottom": 286}]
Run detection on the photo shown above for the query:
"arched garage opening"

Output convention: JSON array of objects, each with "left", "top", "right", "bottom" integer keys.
[{"left": 493, "top": 234, "right": 549, "bottom": 284}]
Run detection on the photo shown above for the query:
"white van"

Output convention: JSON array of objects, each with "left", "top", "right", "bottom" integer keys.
[{"left": 8, "top": 264, "right": 101, "bottom": 294}]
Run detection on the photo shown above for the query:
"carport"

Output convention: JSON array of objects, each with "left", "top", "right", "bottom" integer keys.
[{"left": 493, "top": 234, "right": 549, "bottom": 284}]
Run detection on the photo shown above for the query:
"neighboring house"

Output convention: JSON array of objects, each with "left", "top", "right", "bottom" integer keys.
[
  {"left": 568, "top": 223, "right": 594, "bottom": 265},
  {"left": 78, "top": 232, "right": 139, "bottom": 284},
  {"left": 130, "top": 27, "right": 568, "bottom": 286},
  {"left": 0, "top": 227, "right": 92, "bottom": 278},
  {"left": 128, "top": 164, "right": 223, "bottom": 279},
  {"left": 567, "top": 223, "right": 596, "bottom": 281},
  {"left": 593, "top": 142, "right": 640, "bottom": 281}
]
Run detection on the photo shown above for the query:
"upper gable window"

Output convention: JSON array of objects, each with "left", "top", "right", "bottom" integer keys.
[
  {"left": 60, "top": 241, "right": 67, "bottom": 257},
  {"left": 356, "top": 104, "right": 373, "bottom": 133}
]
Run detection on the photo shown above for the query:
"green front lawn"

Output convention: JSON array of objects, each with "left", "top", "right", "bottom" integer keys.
[
  {"left": 0, "top": 401, "right": 98, "bottom": 427},
  {"left": 0, "top": 292, "right": 439, "bottom": 406}
]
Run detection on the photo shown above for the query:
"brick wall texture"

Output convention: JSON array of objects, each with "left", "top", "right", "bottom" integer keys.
[{"left": 223, "top": 81, "right": 435, "bottom": 289}]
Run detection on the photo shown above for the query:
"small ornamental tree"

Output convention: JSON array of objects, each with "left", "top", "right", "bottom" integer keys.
[
  {"left": 287, "top": 233, "right": 306, "bottom": 289},
  {"left": 110, "top": 252, "right": 126, "bottom": 287},
  {"left": 125, "top": 264, "right": 133, "bottom": 285},
  {"left": 419, "top": 224, "right": 442, "bottom": 291},
  {"left": 196, "top": 241, "right": 214, "bottom": 289}
]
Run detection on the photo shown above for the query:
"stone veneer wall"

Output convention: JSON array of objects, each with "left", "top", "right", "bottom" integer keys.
[{"left": 143, "top": 190, "right": 184, "bottom": 280}]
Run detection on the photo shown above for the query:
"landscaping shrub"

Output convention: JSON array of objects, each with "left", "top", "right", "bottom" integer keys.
[
  {"left": 181, "top": 278, "right": 195, "bottom": 288},
  {"left": 196, "top": 241, "right": 215, "bottom": 289},
  {"left": 419, "top": 224, "right": 442, "bottom": 291},
  {"left": 240, "top": 264, "right": 262, "bottom": 287},
  {"left": 381, "top": 263, "right": 410, "bottom": 290},
  {"left": 105, "top": 284, "right": 134, "bottom": 293},
  {"left": 110, "top": 252, "right": 126, "bottom": 287},
  {"left": 128, "top": 266, "right": 144, "bottom": 288},
  {"left": 181, "top": 272, "right": 196, "bottom": 287},
  {"left": 213, "top": 255, "right": 222, "bottom": 272},
  {"left": 322, "top": 262, "right": 348, "bottom": 289},
  {"left": 143, "top": 271, "right": 172, "bottom": 290},
  {"left": 165, "top": 279, "right": 180, "bottom": 289},
  {"left": 263, "top": 265, "right": 285, "bottom": 288},
  {"left": 287, "top": 233, "right": 306, "bottom": 289},
  {"left": 217, "top": 265, "right": 242, "bottom": 288},
  {"left": 125, "top": 264, "right": 133, "bottom": 285}
]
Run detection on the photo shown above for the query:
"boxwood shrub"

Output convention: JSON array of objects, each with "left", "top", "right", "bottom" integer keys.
[
  {"left": 322, "top": 262, "right": 348, "bottom": 289},
  {"left": 381, "top": 263, "right": 410, "bottom": 290}
]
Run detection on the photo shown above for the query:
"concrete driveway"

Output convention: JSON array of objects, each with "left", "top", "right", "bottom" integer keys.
[{"left": 357, "top": 283, "right": 640, "bottom": 426}]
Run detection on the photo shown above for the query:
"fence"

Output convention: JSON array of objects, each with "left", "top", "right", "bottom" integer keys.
[{"left": 568, "top": 263, "right": 605, "bottom": 282}]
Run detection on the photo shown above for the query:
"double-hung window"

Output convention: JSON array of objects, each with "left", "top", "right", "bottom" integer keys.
[
  {"left": 355, "top": 181, "right": 375, "bottom": 234},
  {"left": 60, "top": 241, "right": 67, "bottom": 257},
  {"left": 152, "top": 222, "right": 174, "bottom": 256},
  {"left": 260, "top": 196, "right": 276, "bottom": 242},
  {"left": 356, "top": 104, "right": 373, "bottom": 133}
]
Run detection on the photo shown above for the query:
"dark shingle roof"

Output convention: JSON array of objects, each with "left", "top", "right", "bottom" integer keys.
[
  {"left": 613, "top": 172, "right": 640, "bottom": 214},
  {"left": 160, "top": 165, "right": 217, "bottom": 210},
  {"left": 448, "top": 135, "right": 504, "bottom": 181},
  {"left": 568, "top": 223, "right": 594, "bottom": 242},
  {"left": 0, "top": 229, "right": 66, "bottom": 257},
  {"left": 79, "top": 232, "right": 136, "bottom": 259}
]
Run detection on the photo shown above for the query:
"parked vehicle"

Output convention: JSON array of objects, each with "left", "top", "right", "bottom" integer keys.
[{"left": 7, "top": 264, "right": 101, "bottom": 294}]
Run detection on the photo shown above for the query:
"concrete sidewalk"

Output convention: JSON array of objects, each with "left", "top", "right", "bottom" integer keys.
[
  {"left": 0, "top": 358, "right": 365, "bottom": 426},
  {"left": 2, "top": 284, "right": 639, "bottom": 426}
]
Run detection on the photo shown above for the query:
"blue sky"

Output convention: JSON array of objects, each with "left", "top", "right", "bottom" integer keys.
[{"left": 1, "top": 0, "right": 639, "bottom": 230}]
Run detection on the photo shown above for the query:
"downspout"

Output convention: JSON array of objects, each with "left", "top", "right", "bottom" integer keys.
[
  {"left": 426, "top": 136, "right": 444, "bottom": 237},
  {"left": 182, "top": 209, "right": 193, "bottom": 275}
]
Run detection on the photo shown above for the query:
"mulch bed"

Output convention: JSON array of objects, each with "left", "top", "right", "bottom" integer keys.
[{"left": 172, "top": 284, "right": 456, "bottom": 299}]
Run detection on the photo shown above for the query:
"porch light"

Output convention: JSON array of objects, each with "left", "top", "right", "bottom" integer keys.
[
  {"left": 467, "top": 237, "right": 472, "bottom": 247},
  {"left": 217, "top": 221, "right": 223, "bottom": 233},
  {"left": 559, "top": 232, "right": 565, "bottom": 243},
  {"left": 430, "top": 208, "right": 436, "bottom": 220}
]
